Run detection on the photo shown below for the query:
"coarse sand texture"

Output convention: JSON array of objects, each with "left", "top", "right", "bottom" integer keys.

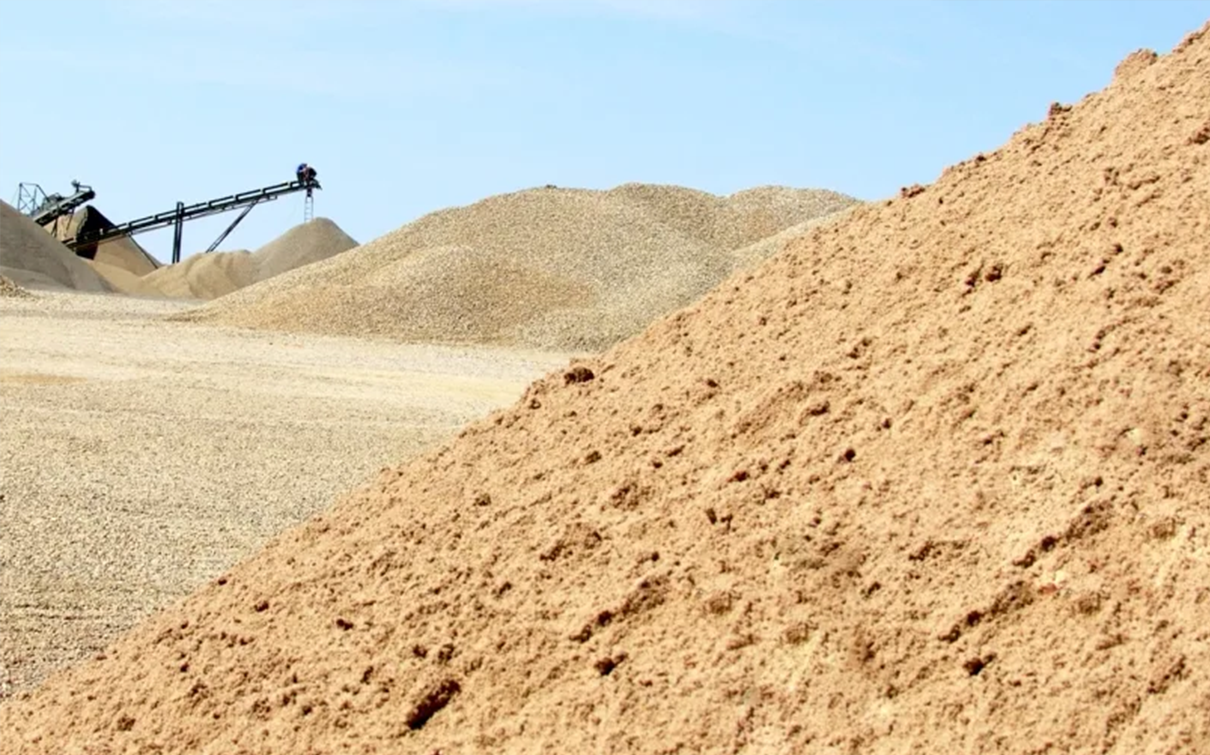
[
  {"left": 133, "top": 249, "right": 258, "bottom": 299},
  {"left": 119, "top": 218, "right": 357, "bottom": 299},
  {"left": 0, "top": 274, "right": 33, "bottom": 298},
  {"left": 0, "top": 201, "right": 110, "bottom": 292},
  {"left": 50, "top": 205, "right": 161, "bottom": 280},
  {"left": 252, "top": 217, "right": 358, "bottom": 281},
  {"left": 5, "top": 23, "right": 1210, "bottom": 755},
  {"left": 177, "top": 185, "right": 857, "bottom": 352}
]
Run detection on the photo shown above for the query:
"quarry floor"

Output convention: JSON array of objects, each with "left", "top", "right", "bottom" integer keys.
[{"left": 0, "top": 290, "right": 572, "bottom": 699}]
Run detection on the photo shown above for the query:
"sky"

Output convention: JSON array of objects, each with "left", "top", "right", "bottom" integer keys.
[{"left": 1, "top": 0, "right": 1208, "bottom": 264}]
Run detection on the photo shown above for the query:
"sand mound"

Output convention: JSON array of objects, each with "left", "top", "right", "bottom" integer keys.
[
  {"left": 175, "top": 185, "right": 858, "bottom": 351},
  {"left": 0, "top": 201, "right": 110, "bottom": 292},
  {"left": 0, "top": 273, "right": 33, "bottom": 298},
  {"left": 93, "top": 239, "right": 158, "bottom": 278},
  {"left": 85, "top": 259, "right": 146, "bottom": 295},
  {"left": 130, "top": 218, "right": 357, "bottom": 300},
  {"left": 135, "top": 250, "right": 257, "bottom": 300},
  {"left": 6, "top": 23, "right": 1210, "bottom": 754},
  {"left": 251, "top": 216, "right": 357, "bottom": 281},
  {"left": 52, "top": 206, "right": 160, "bottom": 279}
]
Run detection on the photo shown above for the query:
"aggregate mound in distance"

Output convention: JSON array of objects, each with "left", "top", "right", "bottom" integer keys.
[
  {"left": 5, "top": 25, "right": 1210, "bottom": 755},
  {"left": 127, "top": 218, "right": 357, "bottom": 300},
  {"left": 50, "top": 205, "right": 161, "bottom": 284},
  {"left": 174, "top": 185, "right": 859, "bottom": 352},
  {"left": 133, "top": 249, "right": 258, "bottom": 300},
  {"left": 0, "top": 200, "right": 110, "bottom": 293}
]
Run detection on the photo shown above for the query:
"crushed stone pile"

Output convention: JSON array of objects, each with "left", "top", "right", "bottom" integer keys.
[
  {"left": 124, "top": 218, "right": 356, "bottom": 300},
  {"left": 50, "top": 206, "right": 161, "bottom": 287},
  {"left": 91, "top": 238, "right": 158, "bottom": 278},
  {"left": 87, "top": 259, "right": 150, "bottom": 295},
  {"left": 134, "top": 249, "right": 258, "bottom": 300},
  {"left": 0, "top": 201, "right": 110, "bottom": 293},
  {"left": 0, "top": 273, "right": 33, "bottom": 298},
  {"left": 252, "top": 216, "right": 358, "bottom": 281},
  {"left": 172, "top": 185, "right": 858, "bottom": 352},
  {"left": 5, "top": 24, "right": 1210, "bottom": 754}
]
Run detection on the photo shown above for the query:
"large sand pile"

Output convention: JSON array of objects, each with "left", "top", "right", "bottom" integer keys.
[
  {"left": 126, "top": 218, "right": 356, "bottom": 300},
  {"left": 6, "top": 24, "right": 1210, "bottom": 754},
  {"left": 133, "top": 249, "right": 258, "bottom": 299},
  {"left": 174, "top": 185, "right": 858, "bottom": 352},
  {"left": 252, "top": 216, "right": 358, "bottom": 281},
  {"left": 0, "top": 201, "right": 110, "bottom": 292}
]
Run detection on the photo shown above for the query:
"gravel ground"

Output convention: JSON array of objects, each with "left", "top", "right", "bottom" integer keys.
[{"left": 0, "top": 290, "right": 571, "bottom": 699}]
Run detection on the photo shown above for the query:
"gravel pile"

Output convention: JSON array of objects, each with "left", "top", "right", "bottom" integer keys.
[
  {"left": 252, "top": 217, "right": 357, "bottom": 281},
  {"left": 0, "top": 274, "right": 33, "bottom": 298},
  {"left": 86, "top": 260, "right": 148, "bottom": 294},
  {"left": 0, "top": 201, "right": 110, "bottom": 293},
  {"left": 134, "top": 249, "right": 257, "bottom": 299},
  {"left": 51, "top": 206, "right": 161, "bottom": 282},
  {"left": 175, "top": 184, "right": 858, "bottom": 351},
  {"left": 117, "top": 218, "right": 357, "bottom": 300}
]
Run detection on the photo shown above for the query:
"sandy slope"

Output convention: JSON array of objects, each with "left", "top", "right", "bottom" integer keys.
[
  {"left": 4, "top": 23, "right": 1210, "bottom": 755},
  {"left": 0, "top": 201, "right": 110, "bottom": 293}
]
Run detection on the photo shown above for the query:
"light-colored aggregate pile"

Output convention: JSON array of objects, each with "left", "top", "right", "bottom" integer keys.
[
  {"left": 91, "top": 238, "right": 159, "bottom": 277},
  {"left": 0, "top": 290, "right": 569, "bottom": 700},
  {"left": 133, "top": 249, "right": 258, "bottom": 299},
  {"left": 252, "top": 217, "right": 358, "bottom": 281},
  {"left": 105, "top": 218, "right": 358, "bottom": 300},
  {"left": 6, "top": 22, "right": 1210, "bottom": 755},
  {"left": 86, "top": 259, "right": 151, "bottom": 294},
  {"left": 0, "top": 201, "right": 111, "bottom": 293},
  {"left": 51, "top": 206, "right": 161, "bottom": 282},
  {"left": 174, "top": 184, "right": 859, "bottom": 352}
]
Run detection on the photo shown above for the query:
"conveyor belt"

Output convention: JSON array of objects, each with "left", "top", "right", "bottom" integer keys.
[{"left": 68, "top": 178, "right": 321, "bottom": 263}]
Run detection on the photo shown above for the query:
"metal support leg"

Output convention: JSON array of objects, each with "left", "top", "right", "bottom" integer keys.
[
  {"left": 171, "top": 201, "right": 185, "bottom": 264},
  {"left": 206, "top": 200, "right": 259, "bottom": 252}
]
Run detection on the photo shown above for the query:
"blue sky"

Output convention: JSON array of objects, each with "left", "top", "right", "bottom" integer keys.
[{"left": 1, "top": 1, "right": 1207, "bottom": 264}]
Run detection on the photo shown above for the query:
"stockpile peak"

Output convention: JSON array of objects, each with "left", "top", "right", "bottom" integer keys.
[{"left": 172, "top": 183, "right": 858, "bottom": 351}]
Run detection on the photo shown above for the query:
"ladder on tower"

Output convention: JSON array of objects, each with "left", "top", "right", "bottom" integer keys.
[{"left": 304, "top": 187, "right": 315, "bottom": 223}]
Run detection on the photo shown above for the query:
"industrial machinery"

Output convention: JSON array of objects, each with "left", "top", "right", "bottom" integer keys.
[
  {"left": 15, "top": 181, "right": 96, "bottom": 228},
  {"left": 14, "top": 166, "right": 321, "bottom": 264}
]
